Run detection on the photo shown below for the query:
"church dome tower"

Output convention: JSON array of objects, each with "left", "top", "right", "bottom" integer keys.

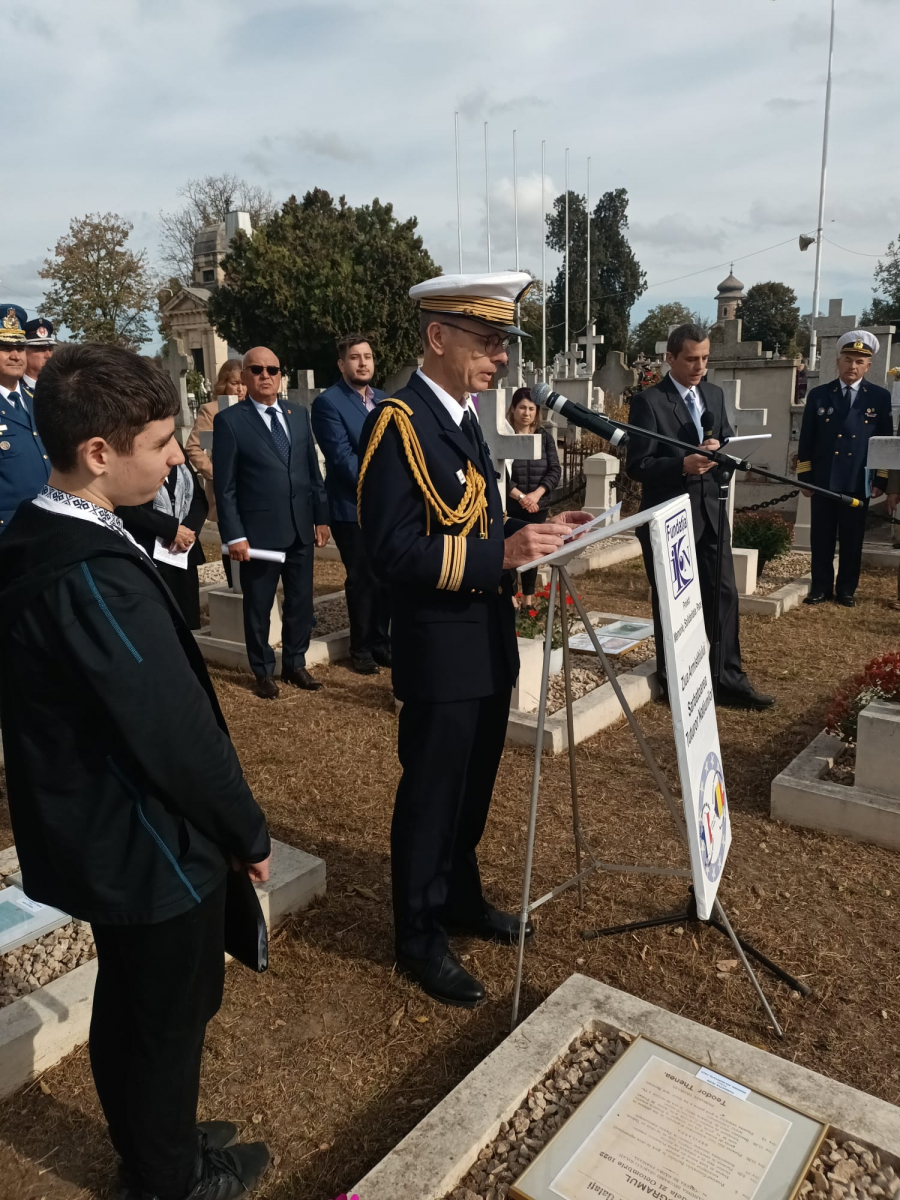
[{"left": 715, "top": 268, "right": 745, "bottom": 322}]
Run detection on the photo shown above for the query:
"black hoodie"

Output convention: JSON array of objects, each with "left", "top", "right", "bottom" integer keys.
[{"left": 0, "top": 499, "right": 270, "bottom": 925}]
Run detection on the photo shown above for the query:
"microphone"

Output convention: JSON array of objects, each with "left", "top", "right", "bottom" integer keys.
[
  {"left": 700, "top": 409, "right": 715, "bottom": 441},
  {"left": 530, "top": 383, "right": 628, "bottom": 447}
]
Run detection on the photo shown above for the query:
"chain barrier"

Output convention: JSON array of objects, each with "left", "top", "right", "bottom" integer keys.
[{"left": 734, "top": 490, "right": 799, "bottom": 514}]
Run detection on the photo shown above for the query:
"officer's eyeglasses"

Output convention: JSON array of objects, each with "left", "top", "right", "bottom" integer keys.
[
  {"left": 247, "top": 365, "right": 282, "bottom": 377},
  {"left": 439, "top": 321, "right": 510, "bottom": 355}
]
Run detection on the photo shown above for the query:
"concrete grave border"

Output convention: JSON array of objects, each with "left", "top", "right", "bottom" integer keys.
[
  {"left": 0, "top": 840, "right": 326, "bottom": 1100},
  {"left": 353, "top": 973, "right": 900, "bottom": 1200},
  {"left": 771, "top": 729, "right": 900, "bottom": 850}
]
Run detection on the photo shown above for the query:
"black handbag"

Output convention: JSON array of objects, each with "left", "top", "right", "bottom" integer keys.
[{"left": 224, "top": 869, "right": 268, "bottom": 973}]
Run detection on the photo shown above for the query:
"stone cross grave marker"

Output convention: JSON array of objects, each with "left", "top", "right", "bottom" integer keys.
[
  {"left": 596, "top": 350, "right": 637, "bottom": 398},
  {"left": 165, "top": 336, "right": 193, "bottom": 430},
  {"left": 475, "top": 388, "right": 541, "bottom": 508},
  {"left": 710, "top": 318, "right": 767, "bottom": 362},
  {"left": 292, "top": 369, "right": 322, "bottom": 409},
  {"left": 578, "top": 323, "right": 605, "bottom": 376},
  {"left": 565, "top": 342, "right": 588, "bottom": 377}
]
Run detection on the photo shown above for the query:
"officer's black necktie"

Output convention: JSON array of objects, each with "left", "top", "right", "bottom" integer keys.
[
  {"left": 460, "top": 410, "right": 481, "bottom": 458},
  {"left": 845, "top": 385, "right": 853, "bottom": 408},
  {"left": 266, "top": 407, "right": 290, "bottom": 464}
]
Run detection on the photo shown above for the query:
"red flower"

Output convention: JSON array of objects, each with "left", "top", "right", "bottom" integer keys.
[
  {"left": 528, "top": 608, "right": 538, "bottom": 618},
  {"left": 566, "top": 596, "right": 574, "bottom": 605}
]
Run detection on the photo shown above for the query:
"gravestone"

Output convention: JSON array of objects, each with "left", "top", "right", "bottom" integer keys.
[
  {"left": 654, "top": 340, "right": 671, "bottom": 377},
  {"left": 583, "top": 453, "right": 618, "bottom": 515},
  {"left": 596, "top": 350, "right": 637, "bottom": 399},
  {"left": 474, "top": 389, "right": 541, "bottom": 508},
  {"left": 856, "top": 700, "right": 900, "bottom": 799},
  {"left": 289, "top": 370, "right": 322, "bottom": 410},
  {"left": 578, "top": 323, "right": 605, "bottom": 378},
  {"left": 165, "top": 336, "right": 193, "bottom": 438}
]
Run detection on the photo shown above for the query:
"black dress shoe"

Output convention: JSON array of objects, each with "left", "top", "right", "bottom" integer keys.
[
  {"left": 716, "top": 687, "right": 775, "bottom": 711},
  {"left": 253, "top": 676, "right": 279, "bottom": 700},
  {"left": 446, "top": 904, "right": 535, "bottom": 944},
  {"left": 177, "top": 1143, "right": 270, "bottom": 1200},
  {"left": 396, "top": 950, "right": 486, "bottom": 1008},
  {"left": 836, "top": 594, "right": 856, "bottom": 607},
  {"left": 281, "top": 666, "right": 322, "bottom": 691},
  {"left": 351, "top": 655, "right": 380, "bottom": 675},
  {"left": 372, "top": 646, "right": 392, "bottom": 668},
  {"left": 803, "top": 591, "right": 831, "bottom": 605}
]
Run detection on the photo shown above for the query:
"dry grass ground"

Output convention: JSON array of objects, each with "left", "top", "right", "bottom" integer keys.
[{"left": 1, "top": 557, "right": 899, "bottom": 1199}]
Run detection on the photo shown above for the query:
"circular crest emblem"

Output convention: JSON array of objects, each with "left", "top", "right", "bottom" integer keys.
[
  {"left": 697, "top": 751, "right": 728, "bottom": 883},
  {"left": 36, "top": 324, "right": 48, "bottom": 339}
]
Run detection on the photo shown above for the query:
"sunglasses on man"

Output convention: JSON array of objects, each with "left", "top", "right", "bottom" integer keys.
[{"left": 247, "top": 365, "right": 282, "bottom": 377}]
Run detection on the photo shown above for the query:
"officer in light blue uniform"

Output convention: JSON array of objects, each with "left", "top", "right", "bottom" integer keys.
[
  {"left": 798, "top": 329, "right": 892, "bottom": 606},
  {"left": 0, "top": 304, "right": 51, "bottom": 533}
]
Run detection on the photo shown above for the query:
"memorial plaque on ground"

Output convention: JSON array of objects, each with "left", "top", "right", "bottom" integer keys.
[
  {"left": 511, "top": 1037, "right": 825, "bottom": 1200},
  {"left": 0, "top": 885, "right": 69, "bottom": 956},
  {"left": 568, "top": 618, "right": 654, "bottom": 655}
]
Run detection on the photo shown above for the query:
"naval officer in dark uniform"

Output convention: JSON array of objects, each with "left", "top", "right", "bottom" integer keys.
[
  {"left": 358, "top": 272, "right": 589, "bottom": 1007},
  {"left": 798, "top": 329, "right": 892, "bottom": 607},
  {"left": 0, "top": 304, "right": 51, "bottom": 533}
]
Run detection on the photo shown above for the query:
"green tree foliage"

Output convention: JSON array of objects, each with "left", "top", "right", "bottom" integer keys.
[
  {"left": 207, "top": 190, "right": 439, "bottom": 385},
  {"left": 159, "top": 174, "right": 276, "bottom": 284},
  {"left": 862, "top": 233, "right": 900, "bottom": 325},
  {"left": 40, "top": 213, "right": 157, "bottom": 349},
  {"left": 628, "top": 301, "right": 706, "bottom": 357},
  {"left": 544, "top": 188, "right": 645, "bottom": 358},
  {"left": 736, "top": 281, "right": 799, "bottom": 353}
]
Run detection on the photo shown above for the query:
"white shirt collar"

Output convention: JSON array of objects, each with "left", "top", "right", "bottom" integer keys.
[
  {"left": 668, "top": 375, "right": 699, "bottom": 401},
  {"left": 416, "top": 368, "right": 467, "bottom": 427},
  {"left": 0, "top": 381, "right": 23, "bottom": 404},
  {"left": 32, "top": 485, "right": 147, "bottom": 554},
  {"left": 250, "top": 396, "right": 282, "bottom": 415},
  {"left": 22, "top": 375, "right": 37, "bottom": 390},
  {"left": 841, "top": 378, "right": 862, "bottom": 395}
]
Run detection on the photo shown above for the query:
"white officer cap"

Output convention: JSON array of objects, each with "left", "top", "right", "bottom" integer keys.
[
  {"left": 410, "top": 271, "right": 534, "bottom": 336},
  {"left": 837, "top": 329, "right": 880, "bottom": 358}
]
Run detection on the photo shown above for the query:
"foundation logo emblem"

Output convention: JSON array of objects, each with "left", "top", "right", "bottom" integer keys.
[
  {"left": 665, "top": 509, "right": 693, "bottom": 599},
  {"left": 697, "top": 751, "right": 728, "bottom": 883}
]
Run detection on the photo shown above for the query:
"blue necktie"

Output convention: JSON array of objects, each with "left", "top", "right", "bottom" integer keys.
[
  {"left": 266, "top": 407, "right": 290, "bottom": 464},
  {"left": 684, "top": 388, "right": 703, "bottom": 440}
]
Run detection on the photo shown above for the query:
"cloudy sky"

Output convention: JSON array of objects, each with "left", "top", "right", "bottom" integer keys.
[{"left": 4, "top": 0, "right": 898, "bottom": 345}]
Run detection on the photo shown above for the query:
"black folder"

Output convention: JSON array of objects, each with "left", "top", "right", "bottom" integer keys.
[{"left": 224, "top": 869, "right": 268, "bottom": 973}]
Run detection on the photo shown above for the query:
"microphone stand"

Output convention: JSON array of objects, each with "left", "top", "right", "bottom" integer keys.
[{"left": 589, "top": 411, "right": 863, "bottom": 698}]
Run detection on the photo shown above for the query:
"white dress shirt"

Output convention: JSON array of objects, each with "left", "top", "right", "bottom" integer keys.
[
  {"left": 416, "top": 368, "right": 466, "bottom": 427},
  {"left": 251, "top": 396, "right": 291, "bottom": 442},
  {"left": 22, "top": 375, "right": 37, "bottom": 392},
  {"left": 32, "top": 484, "right": 147, "bottom": 554},
  {"left": 668, "top": 375, "right": 705, "bottom": 440},
  {"left": 0, "top": 381, "right": 24, "bottom": 406},
  {"left": 841, "top": 378, "right": 862, "bottom": 404}
]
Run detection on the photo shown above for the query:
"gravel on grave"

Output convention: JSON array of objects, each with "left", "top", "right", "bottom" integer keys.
[
  {"left": 270, "top": 596, "right": 350, "bottom": 648},
  {"left": 446, "top": 1028, "right": 900, "bottom": 1200},
  {"left": 0, "top": 853, "right": 96, "bottom": 1009},
  {"left": 753, "top": 550, "right": 813, "bottom": 596},
  {"left": 545, "top": 634, "right": 656, "bottom": 715},
  {"left": 198, "top": 559, "right": 227, "bottom": 585}
]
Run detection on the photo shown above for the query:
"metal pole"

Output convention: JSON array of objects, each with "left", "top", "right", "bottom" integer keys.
[
  {"left": 514, "top": 129, "right": 523, "bottom": 386},
  {"left": 541, "top": 140, "right": 547, "bottom": 382},
  {"left": 586, "top": 156, "right": 591, "bottom": 373},
  {"left": 809, "top": 0, "right": 835, "bottom": 373},
  {"left": 559, "top": 573, "right": 584, "bottom": 906},
  {"left": 564, "top": 148, "right": 570, "bottom": 356},
  {"left": 454, "top": 111, "right": 463, "bottom": 272},
  {"left": 484, "top": 121, "right": 492, "bottom": 271},
  {"left": 511, "top": 569, "right": 559, "bottom": 1029}
]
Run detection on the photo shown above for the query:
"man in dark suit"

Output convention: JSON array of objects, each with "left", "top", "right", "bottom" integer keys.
[
  {"left": 626, "top": 323, "right": 773, "bottom": 711},
  {"left": 358, "top": 271, "right": 589, "bottom": 1007},
  {"left": 0, "top": 343, "right": 271, "bottom": 1200},
  {"left": 798, "top": 329, "right": 893, "bottom": 607},
  {"left": 311, "top": 333, "right": 391, "bottom": 674},
  {"left": 213, "top": 346, "right": 330, "bottom": 699},
  {"left": 0, "top": 303, "right": 51, "bottom": 532}
]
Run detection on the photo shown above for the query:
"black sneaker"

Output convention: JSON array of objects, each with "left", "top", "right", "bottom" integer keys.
[
  {"left": 113, "top": 1122, "right": 241, "bottom": 1199},
  {"left": 181, "top": 1143, "right": 270, "bottom": 1200}
]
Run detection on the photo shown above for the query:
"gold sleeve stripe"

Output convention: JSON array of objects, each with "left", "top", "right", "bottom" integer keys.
[
  {"left": 449, "top": 537, "right": 466, "bottom": 592},
  {"left": 796, "top": 461, "right": 812, "bottom": 473},
  {"left": 877, "top": 470, "right": 889, "bottom": 478},
  {"left": 437, "top": 535, "right": 453, "bottom": 589}
]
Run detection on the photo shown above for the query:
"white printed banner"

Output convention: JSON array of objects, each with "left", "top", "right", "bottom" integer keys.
[{"left": 648, "top": 498, "right": 731, "bottom": 920}]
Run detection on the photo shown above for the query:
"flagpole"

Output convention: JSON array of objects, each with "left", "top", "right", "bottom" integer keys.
[
  {"left": 586, "top": 155, "right": 591, "bottom": 374},
  {"left": 454, "top": 111, "right": 463, "bottom": 272},
  {"left": 564, "top": 147, "right": 570, "bottom": 357},
  {"left": 809, "top": 0, "right": 836, "bottom": 373},
  {"left": 541, "top": 140, "right": 547, "bottom": 382},
  {"left": 484, "top": 121, "right": 492, "bottom": 271},
  {"left": 513, "top": 128, "right": 522, "bottom": 385}
]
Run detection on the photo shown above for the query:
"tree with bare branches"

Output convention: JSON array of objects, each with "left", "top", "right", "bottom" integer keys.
[{"left": 159, "top": 174, "right": 276, "bottom": 282}]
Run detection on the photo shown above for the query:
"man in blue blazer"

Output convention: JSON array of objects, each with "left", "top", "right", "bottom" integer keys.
[
  {"left": 0, "top": 303, "right": 51, "bottom": 533},
  {"left": 311, "top": 334, "right": 391, "bottom": 674},
  {"left": 213, "top": 346, "right": 330, "bottom": 699}
]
